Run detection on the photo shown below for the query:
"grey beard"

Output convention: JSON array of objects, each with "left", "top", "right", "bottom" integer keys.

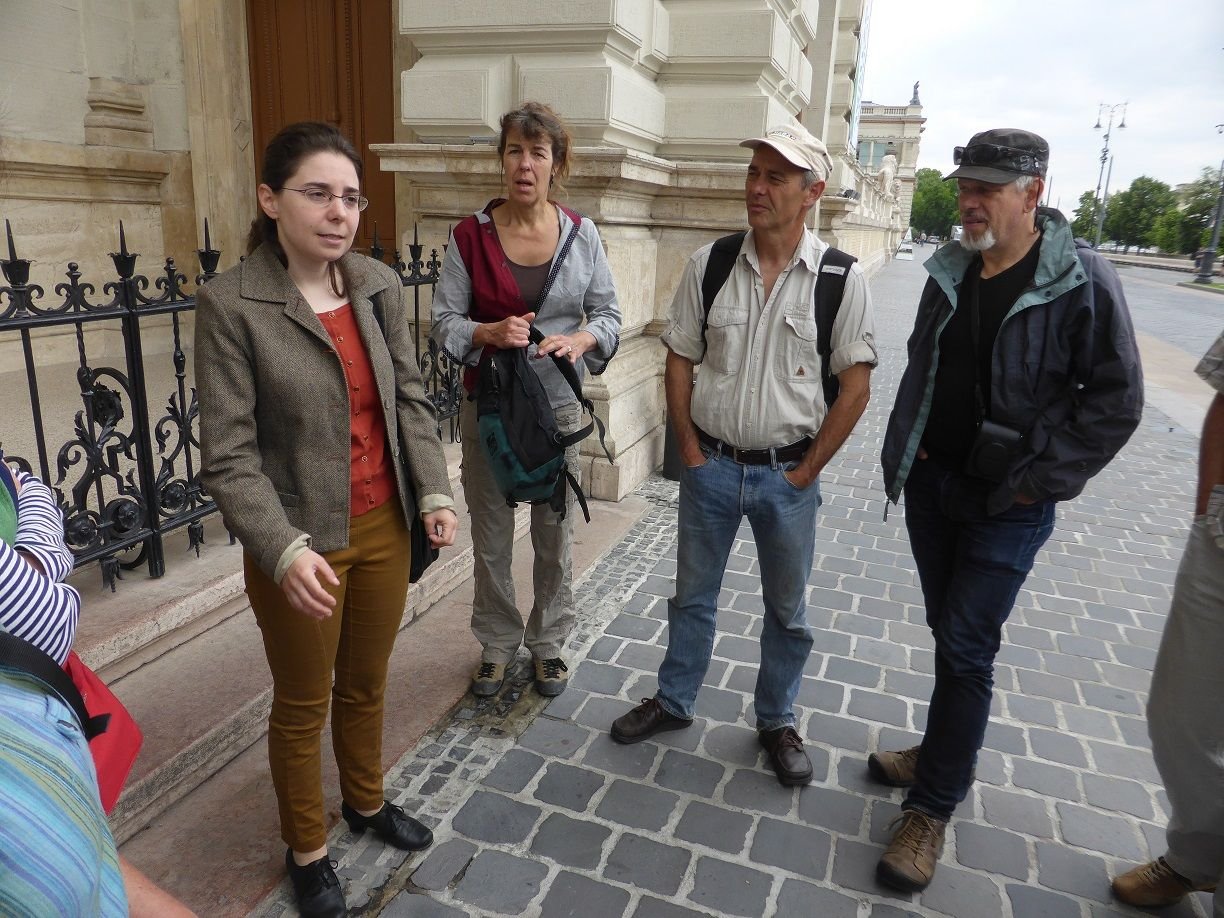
[{"left": 961, "top": 226, "right": 996, "bottom": 252}]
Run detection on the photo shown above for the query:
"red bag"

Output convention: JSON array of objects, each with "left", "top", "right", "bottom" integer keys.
[{"left": 62, "top": 652, "right": 143, "bottom": 813}]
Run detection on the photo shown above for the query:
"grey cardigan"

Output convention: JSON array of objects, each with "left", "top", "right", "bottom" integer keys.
[{"left": 195, "top": 245, "right": 453, "bottom": 581}]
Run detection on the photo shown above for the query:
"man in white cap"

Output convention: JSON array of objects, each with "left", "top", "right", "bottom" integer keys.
[{"left": 610, "top": 124, "right": 877, "bottom": 786}]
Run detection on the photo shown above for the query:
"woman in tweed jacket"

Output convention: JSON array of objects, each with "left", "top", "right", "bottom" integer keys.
[{"left": 195, "top": 122, "right": 456, "bottom": 918}]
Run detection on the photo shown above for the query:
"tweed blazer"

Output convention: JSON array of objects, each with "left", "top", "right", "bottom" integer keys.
[{"left": 194, "top": 244, "right": 453, "bottom": 581}]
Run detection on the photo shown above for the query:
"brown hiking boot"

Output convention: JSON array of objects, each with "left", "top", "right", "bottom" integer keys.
[
  {"left": 868, "top": 746, "right": 921, "bottom": 786},
  {"left": 533, "top": 657, "right": 569, "bottom": 697},
  {"left": 1112, "top": 857, "right": 1217, "bottom": 908},
  {"left": 471, "top": 660, "right": 506, "bottom": 697},
  {"left": 876, "top": 810, "right": 947, "bottom": 892}
]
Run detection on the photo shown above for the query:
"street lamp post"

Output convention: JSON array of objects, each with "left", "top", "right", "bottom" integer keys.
[
  {"left": 1092, "top": 103, "right": 1127, "bottom": 248},
  {"left": 1193, "top": 123, "right": 1224, "bottom": 285}
]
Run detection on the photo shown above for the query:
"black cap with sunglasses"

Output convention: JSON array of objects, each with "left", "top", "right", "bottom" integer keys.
[{"left": 945, "top": 128, "right": 1049, "bottom": 184}]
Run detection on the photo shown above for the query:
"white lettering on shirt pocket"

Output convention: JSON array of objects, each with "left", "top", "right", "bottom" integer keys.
[
  {"left": 777, "top": 304, "right": 820, "bottom": 382},
  {"left": 706, "top": 305, "right": 749, "bottom": 374}
]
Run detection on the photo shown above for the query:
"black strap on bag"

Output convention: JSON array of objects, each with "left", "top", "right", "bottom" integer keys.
[
  {"left": 0, "top": 631, "right": 109, "bottom": 739},
  {"left": 701, "top": 232, "right": 856, "bottom": 408}
]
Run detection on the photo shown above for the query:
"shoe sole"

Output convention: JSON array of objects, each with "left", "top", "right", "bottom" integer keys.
[
  {"left": 867, "top": 755, "right": 914, "bottom": 787},
  {"left": 471, "top": 680, "right": 504, "bottom": 697},
  {"left": 774, "top": 768, "right": 813, "bottom": 787},
  {"left": 535, "top": 681, "right": 567, "bottom": 697},
  {"left": 876, "top": 859, "right": 931, "bottom": 893},
  {"left": 610, "top": 718, "right": 693, "bottom": 745}
]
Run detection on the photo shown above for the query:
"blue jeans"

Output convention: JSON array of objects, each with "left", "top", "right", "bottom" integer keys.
[
  {"left": 902, "top": 457, "right": 1055, "bottom": 820},
  {"left": 656, "top": 446, "right": 821, "bottom": 731}
]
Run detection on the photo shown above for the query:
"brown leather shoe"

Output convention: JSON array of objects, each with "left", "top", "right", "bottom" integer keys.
[
  {"left": 876, "top": 809, "right": 947, "bottom": 892},
  {"left": 759, "top": 726, "right": 813, "bottom": 786},
  {"left": 611, "top": 698, "right": 692, "bottom": 744},
  {"left": 1112, "top": 857, "right": 1217, "bottom": 907},
  {"left": 868, "top": 746, "right": 920, "bottom": 786}
]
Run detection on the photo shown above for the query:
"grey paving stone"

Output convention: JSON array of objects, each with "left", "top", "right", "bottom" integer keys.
[
  {"left": 1082, "top": 682, "right": 1144, "bottom": 716},
  {"left": 518, "top": 718, "right": 592, "bottom": 760},
  {"left": 1030, "top": 728, "right": 1089, "bottom": 767},
  {"left": 537, "top": 870, "right": 631, "bottom": 918},
  {"left": 451, "top": 850, "right": 548, "bottom": 915},
  {"left": 797, "top": 784, "right": 867, "bottom": 835},
  {"left": 674, "top": 799, "right": 753, "bottom": 855},
  {"left": 702, "top": 723, "right": 761, "bottom": 768},
  {"left": 952, "top": 822, "right": 1029, "bottom": 880},
  {"left": 748, "top": 817, "right": 831, "bottom": 879},
  {"left": 451, "top": 791, "right": 542, "bottom": 844},
  {"left": 1088, "top": 740, "right": 1162, "bottom": 783},
  {"left": 1004, "top": 693, "right": 1059, "bottom": 727},
  {"left": 982, "top": 720, "right": 1027, "bottom": 755},
  {"left": 883, "top": 669, "right": 935, "bottom": 701},
  {"left": 824, "top": 657, "right": 882, "bottom": 688},
  {"left": 811, "top": 627, "right": 854, "bottom": 654},
  {"left": 409, "top": 838, "right": 478, "bottom": 891},
  {"left": 381, "top": 892, "right": 470, "bottom": 918},
  {"left": 588, "top": 636, "right": 624, "bottom": 662},
  {"left": 836, "top": 611, "right": 888, "bottom": 639},
  {"left": 686, "top": 855, "right": 773, "bottom": 917},
  {"left": 654, "top": 748, "right": 726, "bottom": 797},
  {"left": 722, "top": 767, "right": 797, "bottom": 815},
  {"left": 530, "top": 812, "right": 612, "bottom": 870},
  {"left": 841, "top": 575, "right": 889, "bottom": 598},
  {"left": 582, "top": 733, "right": 659, "bottom": 779},
  {"left": 596, "top": 778, "right": 679, "bottom": 831},
  {"left": 717, "top": 608, "right": 757, "bottom": 635},
  {"left": 1062, "top": 705, "right": 1119, "bottom": 741},
  {"left": 606, "top": 614, "right": 664, "bottom": 641},
  {"left": 533, "top": 761, "right": 606, "bottom": 812},
  {"left": 829, "top": 837, "right": 910, "bottom": 899},
  {"left": 796, "top": 677, "right": 846, "bottom": 711},
  {"left": 1005, "top": 884, "right": 1083, "bottom": 918},
  {"left": 693, "top": 685, "right": 745, "bottom": 723},
  {"left": 1114, "top": 715, "right": 1152, "bottom": 750},
  {"left": 996, "top": 643, "right": 1044, "bottom": 669},
  {"left": 726, "top": 664, "right": 758, "bottom": 694},
  {"left": 1006, "top": 623, "right": 1057, "bottom": 650},
  {"left": 848, "top": 688, "right": 909, "bottom": 727},
  {"left": 809, "top": 586, "right": 855, "bottom": 611},
  {"left": 869, "top": 906, "right": 923, "bottom": 918},
  {"left": 1056, "top": 802, "right": 1148, "bottom": 859},
  {"left": 806, "top": 714, "right": 873, "bottom": 758},
  {"left": 980, "top": 787, "right": 1055, "bottom": 838},
  {"left": 632, "top": 897, "right": 709, "bottom": 918},
  {"left": 1012, "top": 759, "right": 1081, "bottom": 800},
  {"left": 481, "top": 748, "right": 546, "bottom": 794},
  {"left": 1082, "top": 773, "right": 1155, "bottom": 820},
  {"left": 775, "top": 879, "right": 859, "bottom": 918},
  {"left": 857, "top": 596, "right": 908, "bottom": 621},
  {"left": 571, "top": 661, "right": 633, "bottom": 696},
  {"left": 1035, "top": 840, "right": 1111, "bottom": 902},
  {"left": 603, "top": 833, "right": 691, "bottom": 897},
  {"left": 622, "top": 592, "right": 657, "bottom": 614},
  {"left": 714, "top": 634, "right": 761, "bottom": 664},
  {"left": 921, "top": 862, "right": 1004, "bottom": 918},
  {"left": 578, "top": 695, "right": 645, "bottom": 733},
  {"left": 543, "top": 687, "right": 588, "bottom": 722},
  {"left": 639, "top": 575, "right": 674, "bottom": 596},
  {"left": 1017, "top": 668, "right": 1080, "bottom": 703}
]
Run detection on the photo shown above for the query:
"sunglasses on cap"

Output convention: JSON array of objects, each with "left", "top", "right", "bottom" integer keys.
[{"left": 953, "top": 143, "right": 1046, "bottom": 176}]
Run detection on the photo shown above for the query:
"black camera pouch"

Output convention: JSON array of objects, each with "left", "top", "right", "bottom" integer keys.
[{"left": 964, "top": 418, "right": 1022, "bottom": 483}]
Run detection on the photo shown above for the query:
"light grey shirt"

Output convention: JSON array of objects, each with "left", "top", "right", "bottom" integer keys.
[
  {"left": 430, "top": 205, "right": 621, "bottom": 409},
  {"left": 662, "top": 228, "right": 877, "bottom": 449}
]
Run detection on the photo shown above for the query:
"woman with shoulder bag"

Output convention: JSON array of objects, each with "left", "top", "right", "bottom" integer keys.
[
  {"left": 195, "top": 122, "right": 458, "bottom": 918},
  {"left": 430, "top": 102, "right": 620, "bottom": 700}
]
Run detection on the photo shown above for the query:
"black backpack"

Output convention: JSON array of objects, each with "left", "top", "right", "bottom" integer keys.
[{"left": 701, "top": 232, "right": 856, "bottom": 407}]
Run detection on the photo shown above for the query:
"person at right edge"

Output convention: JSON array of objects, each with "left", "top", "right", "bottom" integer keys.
[
  {"left": 875, "top": 128, "right": 1143, "bottom": 892},
  {"left": 1112, "top": 329, "right": 1223, "bottom": 912}
]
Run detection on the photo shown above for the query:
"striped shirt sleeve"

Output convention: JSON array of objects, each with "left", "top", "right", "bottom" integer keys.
[{"left": 0, "top": 471, "right": 80, "bottom": 664}]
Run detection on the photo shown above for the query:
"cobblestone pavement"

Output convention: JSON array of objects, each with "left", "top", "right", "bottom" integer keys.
[{"left": 253, "top": 251, "right": 1213, "bottom": 918}]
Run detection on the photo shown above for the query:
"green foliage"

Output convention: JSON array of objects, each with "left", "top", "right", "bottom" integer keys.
[
  {"left": 1101, "top": 176, "right": 1176, "bottom": 252},
  {"left": 909, "top": 167, "right": 959, "bottom": 237},
  {"left": 1070, "top": 191, "right": 1100, "bottom": 240}
]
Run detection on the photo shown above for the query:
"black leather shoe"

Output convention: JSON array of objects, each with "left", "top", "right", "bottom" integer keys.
[
  {"left": 611, "top": 697, "right": 693, "bottom": 744},
  {"left": 342, "top": 800, "right": 433, "bottom": 851},
  {"left": 285, "top": 848, "right": 346, "bottom": 918},
  {"left": 759, "top": 725, "right": 813, "bottom": 786}
]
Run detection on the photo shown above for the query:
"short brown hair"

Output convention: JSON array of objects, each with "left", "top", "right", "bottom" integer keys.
[{"left": 497, "top": 102, "right": 573, "bottom": 194}]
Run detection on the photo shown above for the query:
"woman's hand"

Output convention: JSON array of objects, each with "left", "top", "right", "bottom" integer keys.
[
  {"left": 536, "top": 330, "right": 596, "bottom": 364},
  {"left": 281, "top": 549, "right": 340, "bottom": 619},
  {"left": 475, "top": 312, "right": 536, "bottom": 350},
  {"left": 423, "top": 508, "right": 458, "bottom": 548}
]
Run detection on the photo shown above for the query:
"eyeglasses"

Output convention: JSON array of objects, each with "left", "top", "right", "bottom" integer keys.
[
  {"left": 281, "top": 187, "right": 369, "bottom": 212},
  {"left": 953, "top": 144, "right": 1046, "bottom": 176}
]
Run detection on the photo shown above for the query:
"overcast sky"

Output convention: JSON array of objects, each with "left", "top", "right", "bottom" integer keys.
[{"left": 859, "top": 0, "right": 1224, "bottom": 212}]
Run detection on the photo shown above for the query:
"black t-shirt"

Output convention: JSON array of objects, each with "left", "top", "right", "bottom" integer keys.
[{"left": 923, "top": 235, "right": 1042, "bottom": 470}]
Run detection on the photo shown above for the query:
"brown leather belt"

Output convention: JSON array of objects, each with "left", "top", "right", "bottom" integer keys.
[{"left": 696, "top": 428, "right": 811, "bottom": 465}]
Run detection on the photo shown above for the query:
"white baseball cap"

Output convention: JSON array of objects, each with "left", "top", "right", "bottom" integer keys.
[{"left": 740, "top": 125, "right": 832, "bottom": 180}]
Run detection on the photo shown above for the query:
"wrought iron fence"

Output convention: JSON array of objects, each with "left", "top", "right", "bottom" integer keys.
[{"left": 0, "top": 220, "right": 458, "bottom": 590}]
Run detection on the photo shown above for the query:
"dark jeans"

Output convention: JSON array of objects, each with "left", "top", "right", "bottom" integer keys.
[{"left": 902, "top": 457, "right": 1055, "bottom": 820}]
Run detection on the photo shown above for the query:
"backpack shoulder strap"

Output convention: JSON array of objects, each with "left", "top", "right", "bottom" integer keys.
[
  {"left": 700, "top": 232, "right": 748, "bottom": 335},
  {"left": 815, "top": 246, "right": 857, "bottom": 402}
]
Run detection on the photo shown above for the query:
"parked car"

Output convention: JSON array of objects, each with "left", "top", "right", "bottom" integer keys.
[{"left": 896, "top": 242, "right": 914, "bottom": 261}]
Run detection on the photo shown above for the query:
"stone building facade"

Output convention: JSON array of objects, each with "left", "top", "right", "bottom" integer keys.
[{"left": 857, "top": 87, "right": 926, "bottom": 236}]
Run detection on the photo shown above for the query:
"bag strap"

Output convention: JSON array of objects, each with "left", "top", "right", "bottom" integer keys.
[
  {"left": 815, "top": 246, "right": 856, "bottom": 406},
  {"left": 700, "top": 232, "right": 748, "bottom": 333},
  {"left": 0, "top": 631, "right": 109, "bottom": 739}
]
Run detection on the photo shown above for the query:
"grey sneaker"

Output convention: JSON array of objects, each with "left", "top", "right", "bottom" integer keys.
[
  {"left": 533, "top": 657, "right": 569, "bottom": 697},
  {"left": 471, "top": 660, "right": 506, "bottom": 697}
]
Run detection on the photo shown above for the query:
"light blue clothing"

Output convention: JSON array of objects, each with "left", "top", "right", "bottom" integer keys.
[
  {"left": 656, "top": 446, "right": 821, "bottom": 731},
  {"left": 0, "top": 671, "right": 128, "bottom": 917}
]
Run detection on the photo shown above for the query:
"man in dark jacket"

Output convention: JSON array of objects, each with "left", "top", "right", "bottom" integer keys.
[{"left": 872, "top": 128, "right": 1143, "bottom": 891}]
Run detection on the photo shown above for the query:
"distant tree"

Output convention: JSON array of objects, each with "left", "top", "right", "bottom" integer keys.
[
  {"left": 1102, "top": 176, "right": 1176, "bottom": 252},
  {"left": 910, "top": 168, "right": 959, "bottom": 237},
  {"left": 1070, "top": 191, "right": 1100, "bottom": 240},
  {"left": 1150, "top": 208, "right": 1185, "bottom": 254}
]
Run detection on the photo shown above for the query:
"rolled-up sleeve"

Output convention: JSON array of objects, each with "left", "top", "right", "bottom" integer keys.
[
  {"left": 660, "top": 249, "right": 709, "bottom": 364},
  {"left": 828, "top": 264, "right": 878, "bottom": 376},
  {"left": 13, "top": 472, "right": 74, "bottom": 584},
  {"left": 429, "top": 239, "right": 481, "bottom": 366}
]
